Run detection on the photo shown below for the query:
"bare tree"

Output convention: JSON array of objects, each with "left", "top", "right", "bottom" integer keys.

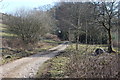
[
  {"left": 55, "top": 2, "right": 95, "bottom": 50},
  {"left": 94, "top": 1, "right": 119, "bottom": 53},
  {"left": 4, "top": 9, "right": 53, "bottom": 46}
]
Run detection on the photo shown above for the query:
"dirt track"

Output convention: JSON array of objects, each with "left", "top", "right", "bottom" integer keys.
[{"left": 0, "top": 43, "right": 68, "bottom": 78}]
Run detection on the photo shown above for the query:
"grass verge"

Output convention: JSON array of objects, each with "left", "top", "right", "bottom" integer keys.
[
  {"left": 35, "top": 51, "right": 70, "bottom": 78},
  {"left": 1, "top": 40, "right": 61, "bottom": 65},
  {"left": 36, "top": 43, "right": 119, "bottom": 78}
]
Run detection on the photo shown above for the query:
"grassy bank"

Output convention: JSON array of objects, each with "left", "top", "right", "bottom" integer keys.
[
  {"left": 1, "top": 40, "right": 61, "bottom": 65},
  {"left": 1, "top": 23, "right": 63, "bottom": 65},
  {"left": 35, "top": 50, "right": 70, "bottom": 78},
  {"left": 36, "top": 43, "right": 119, "bottom": 78},
  {"left": 0, "top": 24, "right": 17, "bottom": 38}
]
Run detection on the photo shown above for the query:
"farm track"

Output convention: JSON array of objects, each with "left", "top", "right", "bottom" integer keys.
[{"left": 0, "top": 43, "right": 68, "bottom": 78}]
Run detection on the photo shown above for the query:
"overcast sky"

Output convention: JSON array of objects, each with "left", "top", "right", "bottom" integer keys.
[
  {"left": 0, "top": 0, "right": 56, "bottom": 13},
  {"left": 0, "top": 0, "right": 119, "bottom": 14}
]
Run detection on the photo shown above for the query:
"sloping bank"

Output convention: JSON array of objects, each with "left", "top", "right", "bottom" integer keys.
[{"left": 35, "top": 44, "right": 119, "bottom": 78}]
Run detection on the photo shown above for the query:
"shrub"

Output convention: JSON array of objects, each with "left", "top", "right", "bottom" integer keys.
[
  {"left": 4, "top": 9, "right": 54, "bottom": 46},
  {"left": 66, "top": 51, "right": 118, "bottom": 78},
  {"left": 44, "top": 33, "right": 60, "bottom": 41}
]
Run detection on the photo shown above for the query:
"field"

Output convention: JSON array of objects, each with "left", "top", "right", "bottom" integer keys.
[{"left": 0, "top": 23, "right": 17, "bottom": 38}]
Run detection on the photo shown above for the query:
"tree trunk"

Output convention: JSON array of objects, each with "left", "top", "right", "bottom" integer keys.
[
  {"left": 107, "top": 29, "right": 113, "bottom": 53},
  {"left": 85, "top": 21, "right": 87, "bottom": 44},
  {"left": 76, "top": 29, "right": 79, "bottom": 51},
  {"left": 76, "top": 36, "right": 79, "bottom": 51}
]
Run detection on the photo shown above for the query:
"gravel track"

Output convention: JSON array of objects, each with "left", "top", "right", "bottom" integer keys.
[{"left": 0, "top": 43, "right": 68, "bottom": 78}]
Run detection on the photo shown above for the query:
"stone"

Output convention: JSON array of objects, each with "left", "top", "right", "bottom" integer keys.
[
  {"left": 95, "top": 48, "right": 105, "bottom": 55},
  {"left": 5, "top": 55, "right": 12, "bottom": 59}
]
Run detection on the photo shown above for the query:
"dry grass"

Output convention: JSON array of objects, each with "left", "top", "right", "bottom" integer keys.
[
  {"left": 1, "top": 40, "right": 59, "bottom": 65},
  {"left": 35, "top": 53, "right": 69, "bottom": 78},
  {"left": 67, "top": 51, "right": 118, "bottom": 78},
  {"left": 36, "top": 44, "right": 119, "bottom": 78},
  {"left": 65, "top": 44, "right": 119, "bottom": 78}
]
